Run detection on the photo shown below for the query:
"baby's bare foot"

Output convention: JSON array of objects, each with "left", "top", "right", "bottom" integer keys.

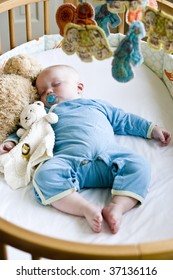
[
  {"left": 84, "top": 206, "right": 103, "bottom": 233},
  {"left": 102, "top": 203, "right": 123, "bottom": 234}
]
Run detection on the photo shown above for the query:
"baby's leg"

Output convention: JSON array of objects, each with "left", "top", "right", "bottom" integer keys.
[
  {"left": 34, "top": 157, "right": 103, "bottom": 232},
  {"left": 102, "top": 195, "right": 137, "bottom": 234},
  {"left": 52, "top": 192, "right": 103, "bottom": 233},
  {"left": 104, "top": 152, "right": 150, "bottom": 233}
]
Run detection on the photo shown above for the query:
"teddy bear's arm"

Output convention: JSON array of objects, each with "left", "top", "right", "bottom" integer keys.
[
  {"left": 44, "top": 112, "right": 58, "bottom": 124},
  {"left": 17, "top": 128, "right": 26, "bottom": 138}
]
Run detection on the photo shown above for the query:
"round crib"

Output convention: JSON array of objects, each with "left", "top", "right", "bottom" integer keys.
[{"left": 0, "top": 0, "right": 173, "bottom": 260}]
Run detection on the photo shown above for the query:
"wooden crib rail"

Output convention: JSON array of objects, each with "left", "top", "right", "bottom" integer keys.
[
  {"left": 0, "top": 217, "right": 140, "bottom": 260},
  {"left": 1, "top": 217, "right": 173, "bottom": 260},
  {"left": 0, "top": 0, "right": 50, "bottom": 54}
]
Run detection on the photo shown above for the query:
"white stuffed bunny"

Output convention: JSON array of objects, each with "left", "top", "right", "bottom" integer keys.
[{"left": 0, "top": 101, "right": 58, "bottom": 189}]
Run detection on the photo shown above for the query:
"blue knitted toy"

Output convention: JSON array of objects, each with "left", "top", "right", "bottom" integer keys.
[
  {"left": 112, "top": 21, "right": 145, "bottom": 83},
  {"left": 95, "top": 4, "right": 121, "bottom": 37}
]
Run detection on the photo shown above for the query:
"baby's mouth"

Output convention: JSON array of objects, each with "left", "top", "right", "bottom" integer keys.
[{"left": 46, "top": 93, "right": 57, "bottom": 105}]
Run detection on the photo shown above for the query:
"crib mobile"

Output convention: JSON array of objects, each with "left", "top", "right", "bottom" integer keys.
[{"left": 56, "top": 0, "right": 173, "bottom": 83}]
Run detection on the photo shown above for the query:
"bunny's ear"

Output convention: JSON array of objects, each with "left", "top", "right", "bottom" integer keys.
[{"left": 34, "top": 101, "right": 44, "bottom": 107}]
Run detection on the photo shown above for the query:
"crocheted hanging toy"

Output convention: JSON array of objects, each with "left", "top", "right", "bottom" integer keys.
[
  {"left": 62, "top": 23, "right": 113, "bottom": 62},
  {"left": 56, "top": 1, "right": 113, "bottom": 62},
  {"left": 112, "top": 20, "right": 145, "bottom": 83},
  {"left": 95, "top": 3, "right": 121, "bottom": 36},
  {"left": 126, "top": 0, "right": 158, "bottom": 25},
  {"left": 94, "top": 0, "right": 157, "bottom": 25},
  {"left": 126, "top": 0, "right": 146, "bottom": 25},
  {"left": 56, "top": 2, "right": 96, "bottom": 36},
  {"left": 143, "top": 6, "right": 173, "bottom": 53},
  {"left": 106, "top": 0, "right": 127, "bottom": 14},
  {"left": 75, "top": 2, "right": 97, "bottom": 25},
  {"left": 147, "top": 0, "right": 158, "bottom": 9},
  {"left": 95, "top": 0, "right": 139, "bottom": 25},
  {"left": 56, "top": 3, "right": 76, "bottom": 36}
]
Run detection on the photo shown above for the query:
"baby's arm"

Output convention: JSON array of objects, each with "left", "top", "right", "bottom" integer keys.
[
  {"left": 0, "top": 141, "right": 16, "bottom": 155},
  {"left": 151, "top": 125, "right": 171, "bottom": 145}
]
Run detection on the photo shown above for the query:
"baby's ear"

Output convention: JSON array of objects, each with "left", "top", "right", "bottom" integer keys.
[{"left": 78, "top": 82, "right": 84, "bottom": 94}]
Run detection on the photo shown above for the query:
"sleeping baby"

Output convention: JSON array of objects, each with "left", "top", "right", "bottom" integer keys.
[{"left": 0, "top": 64, "right": 171, "bottom": 234}]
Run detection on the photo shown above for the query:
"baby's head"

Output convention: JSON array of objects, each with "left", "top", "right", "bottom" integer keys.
[{"left": 36, "top": 64, "right": 84, "bottom": 107}]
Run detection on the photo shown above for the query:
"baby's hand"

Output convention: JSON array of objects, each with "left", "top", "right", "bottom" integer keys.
[
  {"left": 0, "top": 141, "right": 16, "bottom": 155},
  {"left": 151, "top": 126, "right": 171, "bottom": 146}
]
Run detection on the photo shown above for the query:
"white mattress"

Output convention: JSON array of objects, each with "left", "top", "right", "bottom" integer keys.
[{"left": 1, "top": 47, "right": 173, "bottom": 259}]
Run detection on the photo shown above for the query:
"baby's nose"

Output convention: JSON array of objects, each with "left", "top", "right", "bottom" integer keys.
[{"left": 46, "top": 89, "right": 53, "bottom": 95}]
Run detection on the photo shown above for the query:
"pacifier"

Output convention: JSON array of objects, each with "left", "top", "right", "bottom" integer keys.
[{"left": 46, "top": 93, "right": 57, "bottom": 105}]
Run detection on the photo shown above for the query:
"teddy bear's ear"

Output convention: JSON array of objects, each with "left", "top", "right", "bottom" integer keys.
[
  {"left": 3, "top": 55, "right": 43, "bottom": 81},
  {"left": 34, "top": 101, "right": 44, "bottom": 107}
]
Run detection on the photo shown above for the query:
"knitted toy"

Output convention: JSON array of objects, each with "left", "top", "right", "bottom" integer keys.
[
  {"left": 143, "top": 6, "right": 173, "bottom": 53},
  {"left": 0, "top": 54, "right": 43, "bottom": 144},
  {"left": 0, "top": 101, "right": 58, "bottom": 189},
  {"left": 126, "top": 0, "right": 145, "bottom": 25},
  {"left": 56, "top": 2, "right": 96, "bottom": 36},
  {"left": 95, "top": 3, "right": 121, "bottom": 36},
  {"left": 112, "top": 20, "right": 145, "bottom": 82},
  {"left": 62, "top": 22, "right": 113, "bottom": 62},
  {"left": 56, "top": 2, "right": 113, "bottom": 62}
]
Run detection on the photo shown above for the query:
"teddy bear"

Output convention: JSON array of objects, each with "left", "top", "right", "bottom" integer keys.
[
  {"left": 0, "top": 54, "right": 43, "bottom": 144},
  {"left": 0, "top": 101, "right": 58, "bottom": 190},
  {"left": 17, "top": 101, "right": 58, "bottom": 139}
]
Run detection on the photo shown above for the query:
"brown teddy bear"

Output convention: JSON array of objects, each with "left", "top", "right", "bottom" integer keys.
[{"left": 0, "top": 54, "right": 43, "bottom": 144}]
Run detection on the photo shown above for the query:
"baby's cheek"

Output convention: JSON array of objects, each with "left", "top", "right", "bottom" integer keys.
[{"left": 40, "top": 95, "right": 45, "bottom": 103}]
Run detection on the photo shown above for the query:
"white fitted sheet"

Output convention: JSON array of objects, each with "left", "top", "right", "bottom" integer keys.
[{"left": 1, "top": 47, "right": 173, "bottom": 259}]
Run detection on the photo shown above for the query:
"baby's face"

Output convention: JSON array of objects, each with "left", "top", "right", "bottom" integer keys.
[{"left": 36, "top": 66, "right": 83, "bottom": 107}]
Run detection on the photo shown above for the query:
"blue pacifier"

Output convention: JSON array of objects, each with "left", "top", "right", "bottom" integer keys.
[{"left": 46, "top": 93, "right": 57, "bottom": 105}]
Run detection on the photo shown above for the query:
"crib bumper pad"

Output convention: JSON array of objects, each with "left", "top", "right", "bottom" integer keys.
[{"left": 1, "top": 33, "right": 172, "bottom": 98}]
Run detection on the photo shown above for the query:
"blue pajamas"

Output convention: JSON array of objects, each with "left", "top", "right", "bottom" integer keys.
[{"left": 33, "top": 98, "right": 152, "bottom": 205}]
